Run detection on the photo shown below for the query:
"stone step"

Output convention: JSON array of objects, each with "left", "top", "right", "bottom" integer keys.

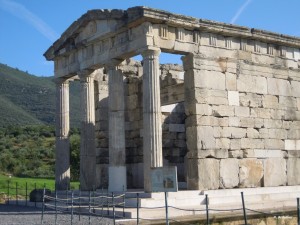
[
  {"left": 202, "top": 185, "right": 300, "bottom": 197},
  {"left": 125, "top": 195, "right": 206, "bottom": 208},
  {"left": 207, "top": 191, "right": 300, "bottom": 206}
]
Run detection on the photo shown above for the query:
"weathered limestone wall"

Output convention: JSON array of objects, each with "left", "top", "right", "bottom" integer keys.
[
  {"left": 184, "top": 35, "right": 300, "bottom": 190},
  {"left": 95, "top": 60, "right": 187, "bottom": 188}
]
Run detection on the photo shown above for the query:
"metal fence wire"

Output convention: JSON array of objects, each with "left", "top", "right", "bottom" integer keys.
[
  {"left": 1, "top": 180, "right": 299, "bottom": 225},
  {"left": 41, "top": 189, "right": 126, "bottom": 225},
  {"left": 40, "top": 189, "right": 300, "bottom": 225}
]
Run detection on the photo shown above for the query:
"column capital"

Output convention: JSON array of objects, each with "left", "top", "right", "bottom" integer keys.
[
  {"left": 53, "top": 77, "right": 70, "bottom": 86},
  {"left": 78, "top": 69, "right": 95, "bottom": 82},
  {"left": 77, "top": 69, "right": 95, "bottom": 79},
  {"left": 105, "top": 59, "right": 123, "bottom": 71},
  {"left": 140, "top": 47, "right": 161, "bottom": 58}
]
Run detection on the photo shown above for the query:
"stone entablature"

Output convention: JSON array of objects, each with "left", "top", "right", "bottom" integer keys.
[
  {"left": 45, "top": 7, "right": 300, "bottom": 78},
  {"left": 45, "top": 6, "right": 300, "bottom": 192}
]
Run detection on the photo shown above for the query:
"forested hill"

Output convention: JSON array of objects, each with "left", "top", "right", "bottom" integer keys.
[{"left": 0, "top": 63, "right": 80, "bottom": 127}]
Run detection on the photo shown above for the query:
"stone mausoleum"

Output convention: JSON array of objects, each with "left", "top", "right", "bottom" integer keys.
[{"left": 44, "top": 7, "right": 300, "bottom": 192}]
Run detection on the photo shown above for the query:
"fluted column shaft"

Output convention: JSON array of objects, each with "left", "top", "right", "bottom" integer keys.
[
  {"left": 107, "top": 63, "right": 126, "bottom": 192},
  {"left": 79, "top": 70, "right": 96, "bottom": 191},
  {"left": 142, "top": 48, "right": 163, "bottom": 192},
  {"left": 55, "top": 78, "right": 70, "bottom": 190}
]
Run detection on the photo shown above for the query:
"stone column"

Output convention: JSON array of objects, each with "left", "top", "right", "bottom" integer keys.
[
  {"left": 142, "top": 48, "right": 163, "bottom": 192},
  {"left": 79, "top": 70, "right": 96, "bottom": 191},
  {"left": 55, "top": 78, "right": 70, "bottom": 190},
  {"left": 107, "top": 61, "right": 127, "bottom": 192}
]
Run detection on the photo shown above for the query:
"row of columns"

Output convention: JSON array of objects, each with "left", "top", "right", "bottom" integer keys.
[{"left": 55, "top": 48, "right": 163, "bottom": 192}]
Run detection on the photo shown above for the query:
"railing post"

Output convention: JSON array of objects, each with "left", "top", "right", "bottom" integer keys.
[
  {"left": 101, "top": 187, "right": 104, "bottom": 217},
  {"left": 88, "top": 191, "right": 91, "bottom": 225},
  {"left": 112, "top": 192, "right": 115, "bottom": 225},
  {"left": 107, "top": 190, "right": 109, "bottom": 215},
  {"left": 7, "top": 180, "right": 10, "bottom": 205},
  {"left": 165, "top": 192, "right": 169, "bottom": 225},
  {"left": 241, "top": 192, "right": 248, "bottom": 225},
  {"left": 41, "top": 187, "right": 45, "bottom": 225},
  {"left": 55, "top": 190, "right": 57, "bottom": 225},
  {"left": 93, "top": 188, "right": 95, "bottom": 213},
  {"left": 66, "top": 189, "right": 69, "bottom": 211},
  {"left": 71, "top": 191, "right": 74, "bottom": 225},
  {"left": 79, "top": 190, "right": 81, "bottom": 221},
  {"left": 25, "top": 182, "right": 28, "bottom": 206},
  {"left": 34, "top": 183, "right": 37, "bottom": 208},
  {"left": 136, "top": 193, "right": 139, "bottom": 225},
  {"left": 16, "top": 182, "right": 18, "bottom": 205},
  {"left": 297, "top": 198, "right": 300, "bottom": 225},
  {"left": 123, "top": 192, "right": 125, "bottom": 218},
  {"left": 205, "top": 194, "right": 209, "bottom": 225}
]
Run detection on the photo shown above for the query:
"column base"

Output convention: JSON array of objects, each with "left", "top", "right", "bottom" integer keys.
[{"left": 108, "top": 166, "right": 127, "bottom": 192}]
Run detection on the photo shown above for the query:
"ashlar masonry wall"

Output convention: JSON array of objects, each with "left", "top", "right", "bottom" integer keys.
[{"left": 183, "top": 41, "right": 300, "bottom": 190}]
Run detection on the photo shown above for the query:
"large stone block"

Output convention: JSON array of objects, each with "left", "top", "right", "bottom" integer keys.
[
  {"left": 193, "top": 70, "right": 226, "bottom": 90},
  {"left": 230, "top": 139, "right": 241, "bottom": 150},
  {"left": 241, "top": 138, "right": 264, "bottom": 149},
  {"left": 186, "top": 88, "right": 228, "bottom": 105},
  {"left": 264, "top": 139, "right": 284, "bottom": 150},
  {"left": 267, "top": 77, "right": 291, "bottom": 96},
  {"left": 211, "top": 105, "right": 234, "bottom": 117},
  {"left": 187, "top": 149, "right": 228, "bottom": 159},
  {"left": 239, "top": 117, "right": 255, "bottom": 128},
  {"left": 262, "top": 95, "right": 279, "bottom": 109},
  {"left": 187, "top": 158, "right": 220, "bottom": 190},
  {"left": 250, "top": 108, "right": 271, "bottom": 119},
  {"left": 228, "top": 91, "right": 239, "bottom": 106},
  {"left": 244, "top": 149, "right": 285, "bottom": 158},
  {"left": 234, "top": 106, "right": 249, "bottom": 117},
  {"left": 287, "top": 158, "right": 300, "bottom": 185},
  {"left": 220, "top": 127, "right": 246, "bottom": 138},
  {"left": 246, "top": 128, "right": 259, "bottom": 138},
  {"left": 287, "top": 150, "right": 300, "bottom": 158},
  {"left": 237, "top": 75, "right": 267, "bottom": 94},
  {"left": 285, "top": 140, "right": 296, "bottom": 150},
  {"left": 264, "top": 158, "right": 287, "bottom": 187},
  {"left": 216, "top": 138, "right": 230, "bottom": 149},
  {"left": 239, "top": 93, "right": 262, "bottom": 108},
  {"left": 291, "top": 81, "right": 300, "bottom": 97},
  {"left": 225, "top": 73, "right": 237, "bottom": 91},
  {"left": 269, "top": 129, "right": 287, "bottom": 139},
  {"left": 239, "top": 159, "right": 263, "bottom": 188},
  {"left": 228, "top": 117, "right": 240, "bottom": 127},
  {"left": 220, "top": 158, "right": 239, "bottom": 188},
  {"left": 186, "top": 126, "right": 215, "bottom": 150},
  {"left": 278, "top": 96, "right": 297, "bottom": 109}
]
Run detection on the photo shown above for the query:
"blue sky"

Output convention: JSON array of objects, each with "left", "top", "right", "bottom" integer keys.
[{"left": 0, "top": 0, "right": 300, "bottom": 77}]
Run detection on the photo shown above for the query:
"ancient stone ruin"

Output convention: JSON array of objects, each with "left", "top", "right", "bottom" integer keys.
[{"left": 44, "top": 7, "right": 300, "bottom": 192}]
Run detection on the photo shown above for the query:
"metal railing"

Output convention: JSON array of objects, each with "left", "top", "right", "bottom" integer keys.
[
  {"left": 40, "top": 190, "right": 300, "bottom": 225},
  {"left": 41, "top": 189, "right": 125, "bottom": 225}
]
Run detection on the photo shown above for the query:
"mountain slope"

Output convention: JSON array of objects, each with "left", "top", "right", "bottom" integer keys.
[{"left": 0, "top": 63, "right": 80, "bottom": 127}]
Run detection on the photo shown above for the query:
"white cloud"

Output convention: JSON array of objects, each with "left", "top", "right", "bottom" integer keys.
[
  {"left": 231, "top": 0, "right": 253, "bottom": 24},
  {"left": 0, "top": 0, "right": 59, "bottom": 42}
]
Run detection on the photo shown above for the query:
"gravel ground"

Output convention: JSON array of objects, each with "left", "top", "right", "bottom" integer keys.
[{"left": 0, "top": 204, "right": 115, "bottom": 225}]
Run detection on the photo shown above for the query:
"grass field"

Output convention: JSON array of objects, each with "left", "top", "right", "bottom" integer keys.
[{"left": 0, "top": 174, "right": 80, "bottom": 198}]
